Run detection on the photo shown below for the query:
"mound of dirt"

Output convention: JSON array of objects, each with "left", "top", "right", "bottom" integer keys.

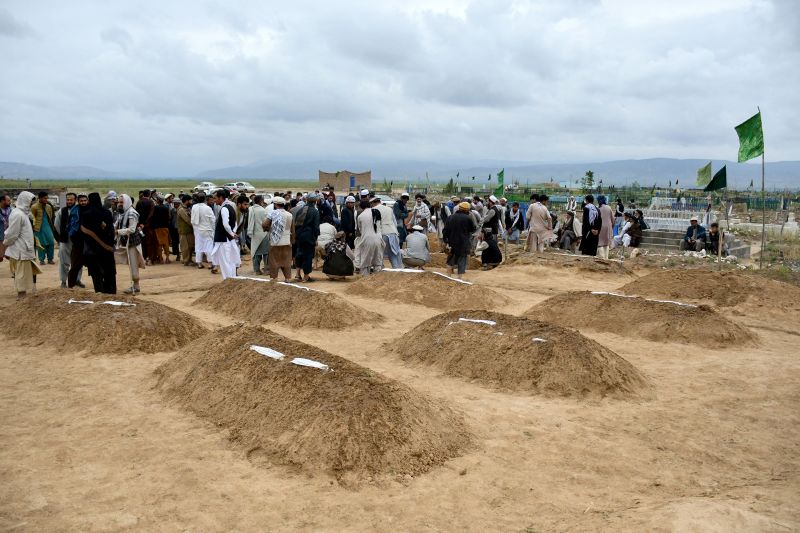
[
  {"left": 428, "top": 253, "right": 483, "bottom": 270},
  {"left": 4, "top": 289, "right": 207, "bottom": 354},
  {"left": 196, "top": 278, "right": 382, "bottom": 329},
  {"left": 506, "top": 250, "right": 634, "bottom": 276},
  {"left": 387, "top": 310, "right": 649, "bottom": 398},
  {"left": 155, "top": 324, "right": 471, "bottom": 485},
  {"left": 346, "top": 270, "right": 508, "bottom": 310},
  {"left": 620, "top": 270, "right": 800, "bottom": 317},
  {"left": 524, "top": 291, "right": 756, "bottom": 348}
]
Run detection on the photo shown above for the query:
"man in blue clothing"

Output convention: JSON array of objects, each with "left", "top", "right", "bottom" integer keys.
[{"left": 680, "top": 215, "right": 706, "bottom": 252}]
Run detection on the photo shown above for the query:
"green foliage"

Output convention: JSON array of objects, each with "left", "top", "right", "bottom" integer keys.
[{"left": 580, "top": 170, "right": 595, "bottom": 192}]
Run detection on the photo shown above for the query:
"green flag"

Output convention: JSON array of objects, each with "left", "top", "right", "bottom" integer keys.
[
  {"left": 735, "top": 111, "right": 764, "bottom": 162},
  {"left": 704, "top": 165, "right": 727, "bottom": 192},
  {"left": 495, "top": 168, "right": 504, "bottom": 195},
  {"left": 696, "top": 161, "right": 712, "bottom": 186}
]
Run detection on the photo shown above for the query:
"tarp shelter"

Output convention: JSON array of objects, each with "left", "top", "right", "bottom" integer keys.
[{"left": 318, "top": 170, "right": 371, "bottom": 192}]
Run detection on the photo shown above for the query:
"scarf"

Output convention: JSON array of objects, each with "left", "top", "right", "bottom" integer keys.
[
  {"left": 510, "top": 209, "right": 521, "bottom": 228},
  {"left": 268, "top": 208, "right": 285, "bottom": 244},
  {"left": 586, "top": 203, "right": 598, "bottom": 225}
]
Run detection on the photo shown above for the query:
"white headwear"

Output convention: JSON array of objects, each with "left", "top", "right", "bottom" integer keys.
[
  {"left": 120, "top": 193, "right": 133, "bottom": 212},
  {"left": 360, "top": 189, "right": 369, "bottom": 196},
  {"left": 345, "top": 195, "right": 356, "bottom": 203},
  {"left": 489, "top": 195, "right": 498, "bottom": 203},
  {"left": 15, "top": 191, "right": 35, "bottom": 213}
]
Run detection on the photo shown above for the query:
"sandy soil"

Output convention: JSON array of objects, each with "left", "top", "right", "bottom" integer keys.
[{"left": 1, "top": 255, "right": 798, "bottom": 531}]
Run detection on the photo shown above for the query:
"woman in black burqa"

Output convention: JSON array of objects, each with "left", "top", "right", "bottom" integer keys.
[{"left": 81, "top": 192, "right": 117, "bottom": 294}]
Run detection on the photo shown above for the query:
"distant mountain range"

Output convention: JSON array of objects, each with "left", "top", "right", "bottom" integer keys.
[
  {"left": 198, "top": 157, "right": 799, "bottom": 189},
  {"left": 0, "top": 161, "right": 147, "bottom": 180},
  {"left": 2, "top": 158, "right": 798, "bottom": 189}
]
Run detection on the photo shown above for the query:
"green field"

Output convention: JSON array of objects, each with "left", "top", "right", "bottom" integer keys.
[{"left": 0, "top": 178, "right": 318, "bottom": 198}]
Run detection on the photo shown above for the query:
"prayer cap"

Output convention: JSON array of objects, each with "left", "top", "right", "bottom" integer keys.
[
  {"left": 412, "top": 225, "right": 424, "bottom": 231},
  {"left": 458, "top": 202, "right": 471, "bottom": 211},
  {"left": 345, "top": 195, "right": 356, "bottom": 203},
  {"left": 360, "top": 189, "right": 370, "bottom": 196},
  {"left": 489, "top": 195, "right": 498, "bottom": 203},
  {"left": 272, "top": 196, "right": 286, "bottom": 205},
  {"left": 400, "top": 191, "right": 409, "bottom": 198}
]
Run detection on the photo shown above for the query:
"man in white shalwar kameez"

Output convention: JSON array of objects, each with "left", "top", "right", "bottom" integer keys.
[
  {"left": 209, "top": 190, "right": 241, "bottom": 280},
  {"left": 355, "top": 197, "right": 385, "bottom": 276},
  {"left": 191, "top": 193, "right": 216, "bottom": 270},
  {"left": 246, "top": 195, "right": 272, "bottom": 274}
]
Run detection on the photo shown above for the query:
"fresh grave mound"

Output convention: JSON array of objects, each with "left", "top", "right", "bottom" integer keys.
[
  {"left": 196, "top": 278, "right": 382, "bottom": 329},
  {"left": 346, "top": 270, "right": 508, "bottom": 310},
  {"left": 3, "top": 289, "right": 207, "bottom": 354},
  {"left": 524, "top": 291, "right": 756, "bottom": 349},
  {"left": 506, "top": 250, "right": 634, "bottom": 276},
  {"left": 154, "top": 324, "right": 471, "bottom": 485},
  {"left": 387, "top": 310, "right": 649, "bottom": 398},
  {"left": 428, "top": 252, "right": 483, "bottom": 270},
  {"left": 620, "top": 270, "right": 800, "bottom": 317}
]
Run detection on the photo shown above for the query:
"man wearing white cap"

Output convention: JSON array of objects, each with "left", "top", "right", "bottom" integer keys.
[
  {"left": 401, "top": 225, "right": 430, "bottom": 269},
  {"left": 680, "top": 215, "right": 707, "bottom": 251},
  {"left": 374, "top": 197, "right": 402, "bottom": 268},
  {"left": 355, "top": 197, "right": 385, "bottom": 276},
  {"left": 191, "top": 192, "right": 215, "bottom": 270},
  {"left": 340, "top": 195, "right": 357, "bottom": 249},
  {"left": 357, "top": 189, "right": 371, "bottom": 215}
]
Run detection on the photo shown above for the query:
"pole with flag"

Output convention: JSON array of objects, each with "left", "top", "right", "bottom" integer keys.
[
  {"left": 696, "top": 161, "right": 712, "bottom": 187},
  {"left": 704, "top": 165, "right": 728, "bottom": 270},
  {"left": 735, "top": 109, "right": 765, "bottom": 267},
  {"left": 495, "top": 168, "right": 504, "bottom": 196}
]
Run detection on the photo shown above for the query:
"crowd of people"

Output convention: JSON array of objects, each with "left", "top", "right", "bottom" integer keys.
[{"left": 1, "top": 186, "right": 658, "bottom": 299}]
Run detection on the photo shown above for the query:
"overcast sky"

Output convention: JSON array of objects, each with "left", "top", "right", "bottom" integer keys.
[{"left": 1, "top": 0, "right": 798, "bottom": 175}]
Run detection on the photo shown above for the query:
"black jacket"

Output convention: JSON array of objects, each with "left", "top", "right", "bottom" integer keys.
[{"left": 443, "top": 211, "right": 477, "bottom": 256}]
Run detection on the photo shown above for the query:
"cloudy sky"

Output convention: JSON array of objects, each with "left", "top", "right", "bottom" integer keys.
[{"left": 1, "top": 0, "right": 798, "bottom": 175}]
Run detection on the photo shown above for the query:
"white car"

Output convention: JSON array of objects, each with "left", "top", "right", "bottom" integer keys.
[
  {"left": 373, "top": 194, "right": 396, "bottom": 208},
  {"left": 193, "top": 181, "right": 218, "bottom": 193},
  {"left": 235, "top": 181, "right": 256, "bottom": 193}
]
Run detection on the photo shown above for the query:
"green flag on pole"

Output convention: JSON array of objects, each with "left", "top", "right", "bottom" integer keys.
[
  {"left": 696, "top": 161, "right": 712, "bottom": 186},
  {"left": 704, "top": 165, "right": 727, "bottom": 192},
  {"left": 735, "top": 111, "right": 764, "bottom": 162},
  {"left": 495, "top": 168, "right": 504, "bottom": 195}
]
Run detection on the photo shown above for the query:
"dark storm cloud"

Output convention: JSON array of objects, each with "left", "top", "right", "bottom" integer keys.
[
  {"left": 0, "top": 0, "right": 797, "bottom": 175},
  {"left": 0, "top": 7, "right": 33, "bottom": 37}
]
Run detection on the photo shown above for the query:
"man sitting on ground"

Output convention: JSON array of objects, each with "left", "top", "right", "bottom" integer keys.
[
  {"left": 401, "top": 225, "right": 430, "bottom": 269},
  {"left": 705, "top": 222, "right": 729, "bottom": 256},
  {"left": 680, "top": 216, "right": 706, "bottom": 252}
]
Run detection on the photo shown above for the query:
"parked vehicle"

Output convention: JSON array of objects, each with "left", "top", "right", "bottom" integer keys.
[
  {"left": 193, "top": 181, "right": 218, "bottom": 193},
  {"left": 373, "top": 194, "right": 396, "bottom": 208},
  {"left": 235, "top": 182, "right": 256, "bottom": 193}
]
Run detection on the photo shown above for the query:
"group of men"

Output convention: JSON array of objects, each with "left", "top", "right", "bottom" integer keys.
[{"left": 6, "top": 185, "right": 726, "bottom": 298}]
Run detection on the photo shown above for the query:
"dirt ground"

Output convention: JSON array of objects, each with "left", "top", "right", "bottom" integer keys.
[{"left": 1, "top": 255, "right": 798, "bottom": 531}]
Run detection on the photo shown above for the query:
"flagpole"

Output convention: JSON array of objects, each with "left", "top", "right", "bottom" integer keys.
[{"left": 759, "top": 107, "right": 766, "bottom": 269}]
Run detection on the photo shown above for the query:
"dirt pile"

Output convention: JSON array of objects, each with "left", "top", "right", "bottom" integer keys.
[
  {"left": 155, "top": 325, "right": 471, "bottom": 485},
  {"left": 387, "top": 311, "right": 649, "bottom": 398},
  {"left": 506, "top": 250, "right": 634, "bottom": 276},
  {"left": 620, "top": 270, "right": 800, "bottom": 320},
  {"left": 3, "top": 289, "right": 207, "bottom": 354},
  {"left": 428, "top": 253, "right": 483, "bottom": 270},
  {"left": 525, "top": 291, "right": 756, "bottom": 348},
  {"left": 346, "top": 270, "right": 508, "bottom": 310},
  {"left": 196, "top": 278, "right": 382, "bottom": 329}
]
